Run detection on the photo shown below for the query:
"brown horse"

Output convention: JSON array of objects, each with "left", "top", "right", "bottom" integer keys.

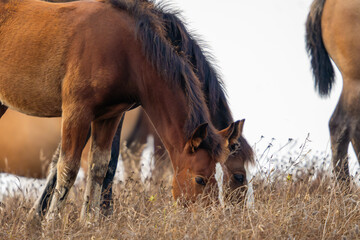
[
  {"left": 0, "top": 0, "right": 237, "bottom": 223},
  {"left": 306, "top": 0, "right": 360, "bottom": 184},
  {"left": 123, "top": 7, "right": 255, "bottom": 199},
  {"left": 31, "top": 0, "right": 255, "bottom": 216},
  {"left": 0, "top": 110, "right": 60, "bottom": 178},
  {"left": 0, "top": 108, "right": 140, "bottom": 178}
]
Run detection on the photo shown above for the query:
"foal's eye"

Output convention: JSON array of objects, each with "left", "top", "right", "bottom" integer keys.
[
  {"left": 195, "top": 176, "right": 206, "bottom": 186},
  {"left": 229, "top": 143, "right": 240, "bottom": 152},
  {"left": 234, "top": 174, "right": 245, "bottom": 184}
]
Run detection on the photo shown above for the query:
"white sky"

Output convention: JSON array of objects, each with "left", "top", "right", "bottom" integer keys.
[{"left": 168, "top": 0, "right": 354, "bottom": 162}]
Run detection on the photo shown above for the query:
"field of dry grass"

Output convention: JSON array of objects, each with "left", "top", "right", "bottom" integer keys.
[{"left": 1, "top": 142, "right": 360, "bottom": 239}]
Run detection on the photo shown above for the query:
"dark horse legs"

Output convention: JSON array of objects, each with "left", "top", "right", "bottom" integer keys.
[
  {"left": 100, "top": 116, "right": 123, "bottom": 215},
  {"left": 29, "top": 115, "right": 123, "bottom": 219},
  {"left": 329, "top": 98, "right": 351, "bottom": 184}
]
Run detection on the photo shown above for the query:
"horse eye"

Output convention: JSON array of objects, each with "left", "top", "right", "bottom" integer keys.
[
  {"left": 229, "top": 143, "right": 240, "bottom": 152},
  {"left": 195, "top": 176, "right": 206, "bottom": 186},
  {"left": 234, "top": 174, "right": 245, "bottom": 184}
]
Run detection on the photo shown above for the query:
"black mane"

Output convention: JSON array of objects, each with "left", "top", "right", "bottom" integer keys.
[
  {"left": 156, "top": 5, "right": 254, "bottom": 163},
  {"left": 157, "top": 7, "right": 233, "bottom": 130},
  {"left": 109, "top": 0, "right": 223, "bottom": 157}
]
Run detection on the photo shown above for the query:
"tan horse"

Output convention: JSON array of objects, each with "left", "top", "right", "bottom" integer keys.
[
  {"left": 306, "top": 0, "right": 360, "bottom": 184},
  {"left": 0, "top": 108, "right": 141, "bottom": 178},
  {"left": 0, "top": 0, "right": 237, "bottom": 224},
  {"left": 0, "top": 110, "right": 60, "bottom": 178}
]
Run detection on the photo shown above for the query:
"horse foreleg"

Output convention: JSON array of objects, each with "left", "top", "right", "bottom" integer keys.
[
  {"left": 80, "top": 116, "right": 122, "bottom": 223},
  {"left": 29, "top": 129, "right": 92, "bottom": 222},
  {"left": 0, "top": 104, "right": 7, "bottom": 118},
  {"left": 45, "top": 110, "right": 91, "bottom": 224},
  {"left": 329, "top": 100, "right": 351, "bottom": 185},
  {"left": 27, "top": 143, "right": 60, "bottom": 224},
  {"left": 100, "top": 115, "right": 124, "bottom": 216}
]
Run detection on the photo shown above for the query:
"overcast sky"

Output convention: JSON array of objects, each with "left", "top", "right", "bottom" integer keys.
[{"left": 165, "top": 0, "right": 357, "bottom": 165}]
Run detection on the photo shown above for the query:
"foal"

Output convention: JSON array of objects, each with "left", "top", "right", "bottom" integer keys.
[
  {"left": 0, "top": 0, "right": 236, "bottom": 222},
  {"left": 31, "top": 0, "right": 255, "bottom": 217}
]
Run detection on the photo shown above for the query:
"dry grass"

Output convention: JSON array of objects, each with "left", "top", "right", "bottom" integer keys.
[
  {"left": 0, "top": 170, "right": 360, "bottom": 239},
  {"left": 1, "top": 140, "right": 360, "bottom": 240}
]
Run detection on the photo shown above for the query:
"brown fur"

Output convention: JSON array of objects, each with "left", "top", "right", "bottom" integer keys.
[
  {"left": 0, "top": 0, "right": 231, "bottom": 223},
  {"left": 0, "top": 110, "right": 60, "bottom": 178},
  {"left": 306, "top": 0, "right": 360, "bottom": 184},
  {"left": 0, "top": 108, "right": 140, "bottom": 178}
]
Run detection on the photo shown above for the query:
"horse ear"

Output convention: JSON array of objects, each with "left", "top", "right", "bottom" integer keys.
[
  {"left": 218, "top": 119, "right": 245, "bottom": 147},
  {"left": 230, "top": 119, "right": 245, "bottom": 145},
  {"left": 188, "top": 123, "right": 208, "bottom": 152},
  {"left": 218, "top": 122, "right": 235, "bottom": 143},
  {"left": 237, "top": 119, "right": 245, "bottom": 136}
]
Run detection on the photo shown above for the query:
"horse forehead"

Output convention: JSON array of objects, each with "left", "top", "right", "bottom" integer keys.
[
  {"left": 188, "top": 151, "right": 216, "bottom": 174},
  {"left": 225, "top": 152, "right": 245, "bottom": 170}
]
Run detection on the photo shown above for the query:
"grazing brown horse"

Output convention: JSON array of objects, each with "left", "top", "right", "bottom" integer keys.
[
  {"left": 31, "top": 0, "right": 254, "bottom": 216},
  {"left": 306, "top": 0, "right": 360, "bottom": 183},
  {"left": 123, "top": 7, "right": 255, "bottom": 199},
  {"left": 0, "top": 0, "right": 238, "bottom": 223}
]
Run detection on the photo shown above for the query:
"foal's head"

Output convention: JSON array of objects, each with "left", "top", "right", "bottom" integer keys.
[
  {"left": 171, "top": 121, "right": 243, "bottom": 204},
  {"left": 223, "top": 120, "right": 254, "bottom": 203}
]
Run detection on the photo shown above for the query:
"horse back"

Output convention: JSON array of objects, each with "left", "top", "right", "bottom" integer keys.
[{"left": 0, "top": 0, "right": 140, "bottom": 118}]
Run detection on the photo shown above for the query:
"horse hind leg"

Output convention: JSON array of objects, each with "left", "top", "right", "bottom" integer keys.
[
  {"left": 100, "top": 115, "right": 124, "bottom": 216},
  {"left": 329, "top": 100, "right": 351, "bottom": 185},
  {"left": 350, "top": 114, "right": 360, "bottom": 174},
  {"left": 80, "top": 116, "right": 122, "bottom": 223}
]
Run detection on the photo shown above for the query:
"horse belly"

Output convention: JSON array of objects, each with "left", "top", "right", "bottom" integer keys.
[
  {"left": 0, "top": 10, "right": 67, "bottom": 117},
  {"left": 0, "top": 77, "right": 62, "bottom": 117},
  {"left": 0, "top": 41, "right": 64, "bottom": 117}
]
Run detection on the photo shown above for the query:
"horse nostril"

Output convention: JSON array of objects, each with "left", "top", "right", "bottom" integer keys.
[
  {"left": 234, "top": 174, "right": 245, "bottom": 184},
  {"left": 195, "top": 176, "right": 206, "bottom": 186}
]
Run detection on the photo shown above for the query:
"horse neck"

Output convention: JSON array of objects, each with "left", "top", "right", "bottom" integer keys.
[
  {"left": 139, "top": 77, "right": 190, "bottom": 153},
  {"left": 208, "top": 93, "right": 233, "bottom": 130},
  {"left": 164, "top": 19, "right": 234, "bottom": 131},
  {"left": 137, "top": 67, "right": 211, "bottom": 156},
  {"left": 193, "top": 47, "right": 234, "bottom": 130}
]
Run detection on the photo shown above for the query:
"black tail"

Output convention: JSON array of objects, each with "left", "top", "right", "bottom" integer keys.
[{"left": 305, "top": 0, "right": 335, "bottom": 97}]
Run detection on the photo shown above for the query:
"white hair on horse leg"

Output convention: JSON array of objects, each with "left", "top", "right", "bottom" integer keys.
[
  {"left": 75, "top": 167, "right": 85, "bottom": 184},
  {"left": 140, "top": 135, "right": 155, "bottom": 183},
  {"left": 215, "top": 162, "right": 224, "bottom": 207},
  {"left": 115, "top": 154, "right": 125, "bottom": 183},
  {"left": 245, "top": 163, "right": 255, "bottom": 209}
]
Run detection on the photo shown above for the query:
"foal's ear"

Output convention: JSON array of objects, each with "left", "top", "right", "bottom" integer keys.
[
  {"left": 219, "top": 119, "right": 245, "bottom": 146},
  {"left": 237, "top": 119, "right": 245, "bottom": 136},
  {"left": 229, "top": 120, "right": 245, "bottom": 145},
  {"left": 188, "top": 123, "right": 208, "bottom": 152}
]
